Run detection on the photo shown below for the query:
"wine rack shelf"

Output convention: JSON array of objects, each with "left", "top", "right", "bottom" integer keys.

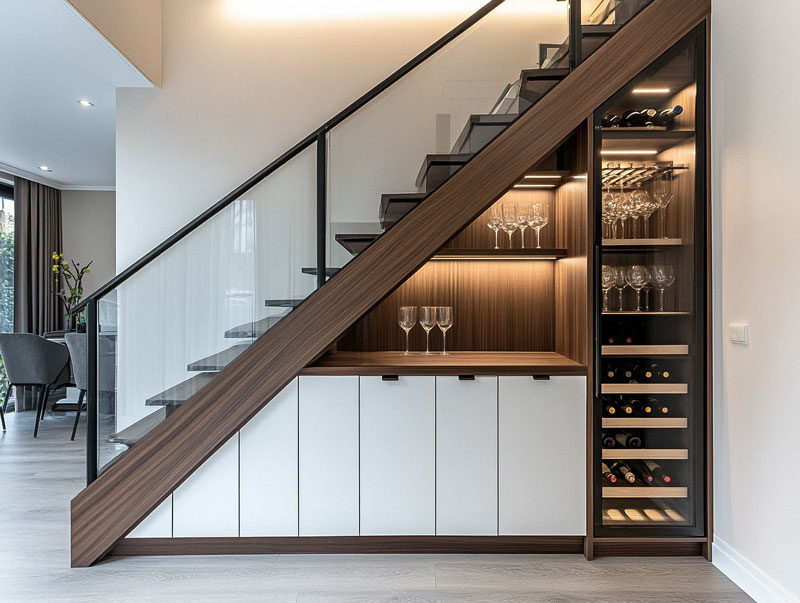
[
  {"left": 601, "top": 344, "right": 689, "bottom": 356},
  {"left": 431, "top": 248, "right": 567, "bottom": 260},
  {"left": 602, "top": 311, "right": 691, "bottom": 316},
  {"left": 602, "top": 417, "right": 688, "bottom": 429},
  {"left": 602, "top": 448, "right": 689, "bottom": 460},
  {"left": 602, "top": 486, "right": 688, "bottom": 499},
  {"left": 601, "top": 383, "right": 688, "bottom": 395},
  {"left": 601, "top": 238, "right": 684, "bottom": 247},
  {"left": 603, "top": 505, "right": 687, "bottom": 525}
]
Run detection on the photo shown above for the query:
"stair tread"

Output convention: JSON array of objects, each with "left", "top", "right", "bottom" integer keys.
[
  {"left": 379, "top": 193, "right": 427, "bottom": 229},
  {"left": 452, "top": 114, "right": 518, "bottom": 155},
  {"left": 334, "top": 233, "right": 381, "bottom": 256},
  {"left": 415, "top": 153, "right": 473, "bottom": 189},
  {"left": 187, "top": 343, "right": 251, "bottom": 372},
  {"left": 264, "top": 299, "right": 305, "bottom": 308},
  {"left": 145, "top": 373, "right": 217, "bottom": 407},
  {"left": 108, "top": 407, "right": 167, "bottom": 448},
  {"left": 224, "top": 315, "right": 286, "bottom": 338},
  {"left": 302, "top": 267, "right": 342, "bottom": 277}
]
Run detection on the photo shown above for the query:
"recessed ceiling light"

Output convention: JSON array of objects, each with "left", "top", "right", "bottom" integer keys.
[
  {"left": 78, "top": 99, "right": 94, "bottom": 107},
  {"left": 39, "top": 165, "right": 52, "bottom": 172},
  {"left": 600, "top": 150, "right": 659, "bottom": 156},
  {"left": 514, "top": 184, "right": 557, "bottom": 189},
  {"left": 632, "top": 88, "right": 671, "bottom": 94}
]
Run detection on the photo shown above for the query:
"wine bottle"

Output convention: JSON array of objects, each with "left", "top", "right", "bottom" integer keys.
[
  {"left": 628, "top": 460, "right": 654, "bottom": 484},
  {"left": 644, "top": 363, "right": 671, "bottom": 381},
  {"left": 602, "top": 432, "right": 616, "bottom": 448},
  {"left": 640, "top": 399, "right": 654, "bottom": 415},
  {"left": 619, "top": 400, "right": 636, "bottom": 415},
  {"left": 603, "top": 400, "right": 619, "bottom": 416},
  {"left": 609, "top": 460, "right": 636, "bottom": 484},
  {"left": 601, "top": 462, "right": 618, "bottom": 484},
  {"left": 614, "top": 431, "right": 643, "bottom": 449},
  {"left": 605, "top": 330, "right": 633, "bottom": 345},
  {"left": 643, "top": 460, "right": 672, "bottom": 484},
  {"left": 622, "top": 108, "right": 657, "bottom": 127},
  {"left": 602, "top": 113, "right": 621, "bottom": 128},
  {"left": 648, "top": 397, "right": 670, "bottom": 415},
  {"left": 654, "top": 105, "right": 684, "bottom": 127}
]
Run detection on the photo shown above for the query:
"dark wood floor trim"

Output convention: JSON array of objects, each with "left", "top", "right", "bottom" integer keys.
[
  {"left": 593, "top": 538, "right": 706, "bottom": 557},
  {"left": 70, "top": 0, "right": 712, "bottom": 568},
  {"left": 109, "top": 536, "right": 585, "bottom": 557}
]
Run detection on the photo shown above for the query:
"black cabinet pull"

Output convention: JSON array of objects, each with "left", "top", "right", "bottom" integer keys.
[
  {"left": 458, "top": 375, "right": 476, "bottom": 381},
  {"left": 533, "top": 375, "right": 551, "bottom": 381},
  {"left": 381, "top": 375, "right": 399, "bottom": 381}
]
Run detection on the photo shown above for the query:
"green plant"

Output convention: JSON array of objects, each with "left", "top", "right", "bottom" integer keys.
[
  {"left": 0, "top": 229, "right": 13, "bottom": 395},
  {"left": 52, "top": 252, "right": 92, "bottom": 324}
]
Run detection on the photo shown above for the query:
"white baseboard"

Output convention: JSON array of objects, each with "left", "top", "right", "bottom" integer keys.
[{"left": 713, "top": 537, "right": 800, "bottom": 603}]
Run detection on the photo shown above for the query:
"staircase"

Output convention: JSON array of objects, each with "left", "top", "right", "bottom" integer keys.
[{"left": 70, "top": 0, "right": 711, "bottom": 567}]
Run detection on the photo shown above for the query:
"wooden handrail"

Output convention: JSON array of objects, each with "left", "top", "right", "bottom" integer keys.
[{"left": 70, "top": 0, "right": 711, "bottom": 567}]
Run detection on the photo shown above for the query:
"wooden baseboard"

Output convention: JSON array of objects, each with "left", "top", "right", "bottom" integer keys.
[
  {"left": 109, "top": 536, "right": 585, "bottom": 557},
  {"left": 593, "top": 538, "right": 706, "bottom": 557}
]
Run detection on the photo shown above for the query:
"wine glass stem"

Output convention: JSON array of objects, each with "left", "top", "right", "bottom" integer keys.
[
  {"left": 425, "top": 330, "right": 430, "bottom": 354},
  {"left": 494, "top": 230, "right": 499, "bottom": 250},
  {"left": 442, "top": 331, "right": 447, "bottom": 355},
  {"left": 660, "top": 208, "right": 667, "bottom": 238},
  {"left": 644, "top": 216, "right": 650, "bottom": 239},
  {"left": 603, "top": 290, "right": 609, "bottom": 312},
  {"left": 405, "top": 330, "right": 410, "bottom": 355},
  {"left": 536, "top": 228, "right": 541, "bottom": 249},
  {"left": 618, "top": 289, "right": 624, "bottom": 312},
  {"left": 520, "top": 228, "right": 526, "bottom": 249},
  {"left": 659, "top": 288, "right": 665, "bottom": 312},
  {"left": 507, "top": 232, "right": 513, "bottom": 248},
  {"left": 635, "top": 290, "right": 642, "bottom": 312}
]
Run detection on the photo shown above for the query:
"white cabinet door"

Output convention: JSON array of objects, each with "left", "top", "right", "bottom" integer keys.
[
  {"left": 498, "top": 376, "right": 586, "bottom": 536},
  {"left": 240, "top": 379, "right": 299, "bottom": 537},
  {"left": 173, "top": 434, "right": 239, "bottom": 537},
  {"left": 360, "top": 376, "right": 436, "bottom": 536},
  {"left": 128, "top": 496, "right": 172, "bottom": 538},
  {"left": 298, "top": 376, "right": 360, "bottom": 536},
  {"left": 436, "top": 376, "right": 498, "bottom": 536}
]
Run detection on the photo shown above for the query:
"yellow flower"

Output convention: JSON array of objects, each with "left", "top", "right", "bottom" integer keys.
[
  {"left": 52, "top": 265, "right": 59, "bottom": 273},
  {"left": 59, "top": 253, "right": 64, "bottom": 259},
  {"left": 52, "top": 252, "right": 59, "bottom": 260}
]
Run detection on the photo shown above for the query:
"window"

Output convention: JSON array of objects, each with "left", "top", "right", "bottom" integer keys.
[{"left": 0, "top": 184, "right": 14, "bottom": 401}]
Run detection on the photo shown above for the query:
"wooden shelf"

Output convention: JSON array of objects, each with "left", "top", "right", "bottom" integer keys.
[
  {"left": 302, "top": 351, "right": 586, "bottom": 376},
  {"left": 602, "top": 238, "right": 684, "bottom": 247},
  {"left": 602, "top": 311, "right": 690, "bottom": 316},
  {"left": 431, "top": 248, "right": 567, "bottom": 260},
  {"left": 601, "top": 126, "right": 667, "bottom": 132},
  {"left": 602, "top": 383, "right": 688, "bottom": 395},
  {"left": 602, "top": 417, "right": 688, "bottom": 429},
  {"left": 602, "top": 344, "right": 689, "bottom": 356},
  {"left": 603, "top": 486, "right": 688, "bottom": 499},
  {"left": 602, "top": 448, "right": 689, "bottom": 460},
  {"left": 601, "top": 130, "right": 695, "bottom": 153}
]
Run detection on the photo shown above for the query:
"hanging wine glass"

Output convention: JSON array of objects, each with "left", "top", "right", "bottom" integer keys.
[
  {"left": 419, "top": 306, "right": 438, "bottom": 355},
  {"left": 626, "top": 265, "right": 650, "bottom": 312},
  {"left": 530, "top": 203, "right": 549, "bottom": 249},
  {"left": 501, "top": 203, "right": 518, "bottom": 248},
  {"left": 651, "top": 265, "right": 676, "bottom": 311},
  {"left": 398, "top": 306, "right": 417, "bottom": 355},
  {"left": 601, "top": 265, "right": 616, "bottom": 312},
  {"left": 487, "top": 205, "right": 503, "bottom": 250},
  {"left": 437, "top": 306, "right": 453, "bottom": 355}
]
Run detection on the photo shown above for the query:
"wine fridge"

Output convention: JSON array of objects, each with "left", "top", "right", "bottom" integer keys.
[{"left": 592, "top": 25, "right": 708, "bottom": 540}]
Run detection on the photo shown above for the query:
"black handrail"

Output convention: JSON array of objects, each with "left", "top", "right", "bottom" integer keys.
[{"left": 71, "top": 0, "right": 506, "bottom": 314}]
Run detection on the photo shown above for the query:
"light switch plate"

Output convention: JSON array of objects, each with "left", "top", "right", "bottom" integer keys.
[{"left": 729, "top": 323, "right": 750, "bottom": 345}]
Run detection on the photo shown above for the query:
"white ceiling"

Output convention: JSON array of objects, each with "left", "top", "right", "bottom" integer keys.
[{"left": 0, "top": 0, "right": 153, "bottom": 189}]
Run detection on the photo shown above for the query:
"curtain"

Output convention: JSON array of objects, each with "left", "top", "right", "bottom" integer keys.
[{"left": 14, "top": 177, "right": 63, "bottom": 335}]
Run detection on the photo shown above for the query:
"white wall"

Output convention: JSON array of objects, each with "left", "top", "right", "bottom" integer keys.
[
  {"left": 115, "top": 0, "right": 568, "bottom": 271},
  {"left": 61, "top": 190, "right": 116, "bottom": 296},
  {"left": 712, "top": 1, "right": 800, "bottom": 601}
]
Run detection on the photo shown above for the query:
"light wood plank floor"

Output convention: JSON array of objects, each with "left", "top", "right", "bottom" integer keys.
[{"left": 0, "top": 409, "right": 752, "bottom": 603}]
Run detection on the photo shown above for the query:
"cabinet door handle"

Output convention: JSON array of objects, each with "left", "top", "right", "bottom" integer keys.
[
  {"left": 458, "top": 375, "right": 475, "bottom": 381},
  {"left": 532, "top": 375, "right": 551, "bottom": 381},
  {"left": 381, "top": 375, "right": 399, "bottom": 382}
]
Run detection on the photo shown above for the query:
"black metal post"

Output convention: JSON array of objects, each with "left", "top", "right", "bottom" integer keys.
[
  {"left": 569, "top": 0, "right": 583, "bottom": 70},
  {"left": 316, "top": 131, "right": 327, "bottom": 289},
  {"left": 86, "top": 299, "right": 98, "bottom": 485}
]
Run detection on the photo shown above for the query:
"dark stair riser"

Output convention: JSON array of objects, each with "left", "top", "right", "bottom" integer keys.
[
  {"left": 145, "top": 373, "right": 217, "bottom": 408},
  {"left": 415, "top": 154, "right": 473, "bottom": 193}
]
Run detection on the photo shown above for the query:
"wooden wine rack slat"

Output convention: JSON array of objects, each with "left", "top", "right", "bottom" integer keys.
[
  {"left": 601, "top": 383, "right": 688, "bottom": 395},
  {"left": 602, "top": 486, "right": 688, "bottom": 499},
  {"left": 602, "top": 344, "right": 689, "bottom": 356},
  {"left": 601, "top": 238, "right": 684, "bottom": 246},
  {"left": 601, "top": 448, "right": 689, "bottom": 460},
  {"left": 602, "top": 417, "right": 688, "bottom": 429}
]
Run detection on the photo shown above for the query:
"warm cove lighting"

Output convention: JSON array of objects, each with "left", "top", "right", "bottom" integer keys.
[
  {"left": 600, "top": 149, "right": 659, "bottom": 156},
  {"left": 632, "top": 88, "right": 672, "bottom": 94},
  {"left": 514, "top": 184, "right": 556, "bottom": 189},
  {"left": 524, "top": 175, "right": 562, "bottom": 179},
  {"left": 224, "top": 0, "right": 567, "bottom": 22}
]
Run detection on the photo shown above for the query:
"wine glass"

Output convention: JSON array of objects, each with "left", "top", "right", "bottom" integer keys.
[
  {"left": 601, "top": 265, "right": 616, "bottom": 312},
  {"left": 517, "top": 206, "right": 531, "bottom": 249},
  {"left": 398, "top": 306, "right": 417, "bottom": 355},
  {"left": 419, "top": 306, "right": 438, "bottom": 355},
  {"left": 655, "top": 173, "right": 675, "bottom": 239},
  {"left": 626, "top": 265, "right": 649, "bottom": 312},
  {"left": 437, "top": 306, "right": 453, "bottom": 355},
  {"left": 530, "top": 203, "right": 550, "bottom": 249},
  {"left": 650, "top": 265, "right": 676, "bottom": 311},
  {"left": 487, "top": 206, "right": 503, "bottom": 250},
  {"left": 501, "top": 203, "right": 518, "bottom": 248},
  {"left": 612, "top": 266, "right": 627, "bottom": 311}
]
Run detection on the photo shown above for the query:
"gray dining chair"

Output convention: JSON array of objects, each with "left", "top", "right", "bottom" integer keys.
[
  {"left": 64, "top": 333, "right": 87, "bottom": 441},
  {"left": 0, "top": 334, "right": 71, "bottom": 437}
]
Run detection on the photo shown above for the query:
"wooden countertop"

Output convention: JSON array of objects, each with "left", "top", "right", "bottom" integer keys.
[{"left": 301, "top": 351, "right": 586, "bottom": 376}]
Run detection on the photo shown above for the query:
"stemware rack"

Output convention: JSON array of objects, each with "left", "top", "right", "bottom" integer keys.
[{"left": 602, "top": 162, "right": 688, "bottom": 188}]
